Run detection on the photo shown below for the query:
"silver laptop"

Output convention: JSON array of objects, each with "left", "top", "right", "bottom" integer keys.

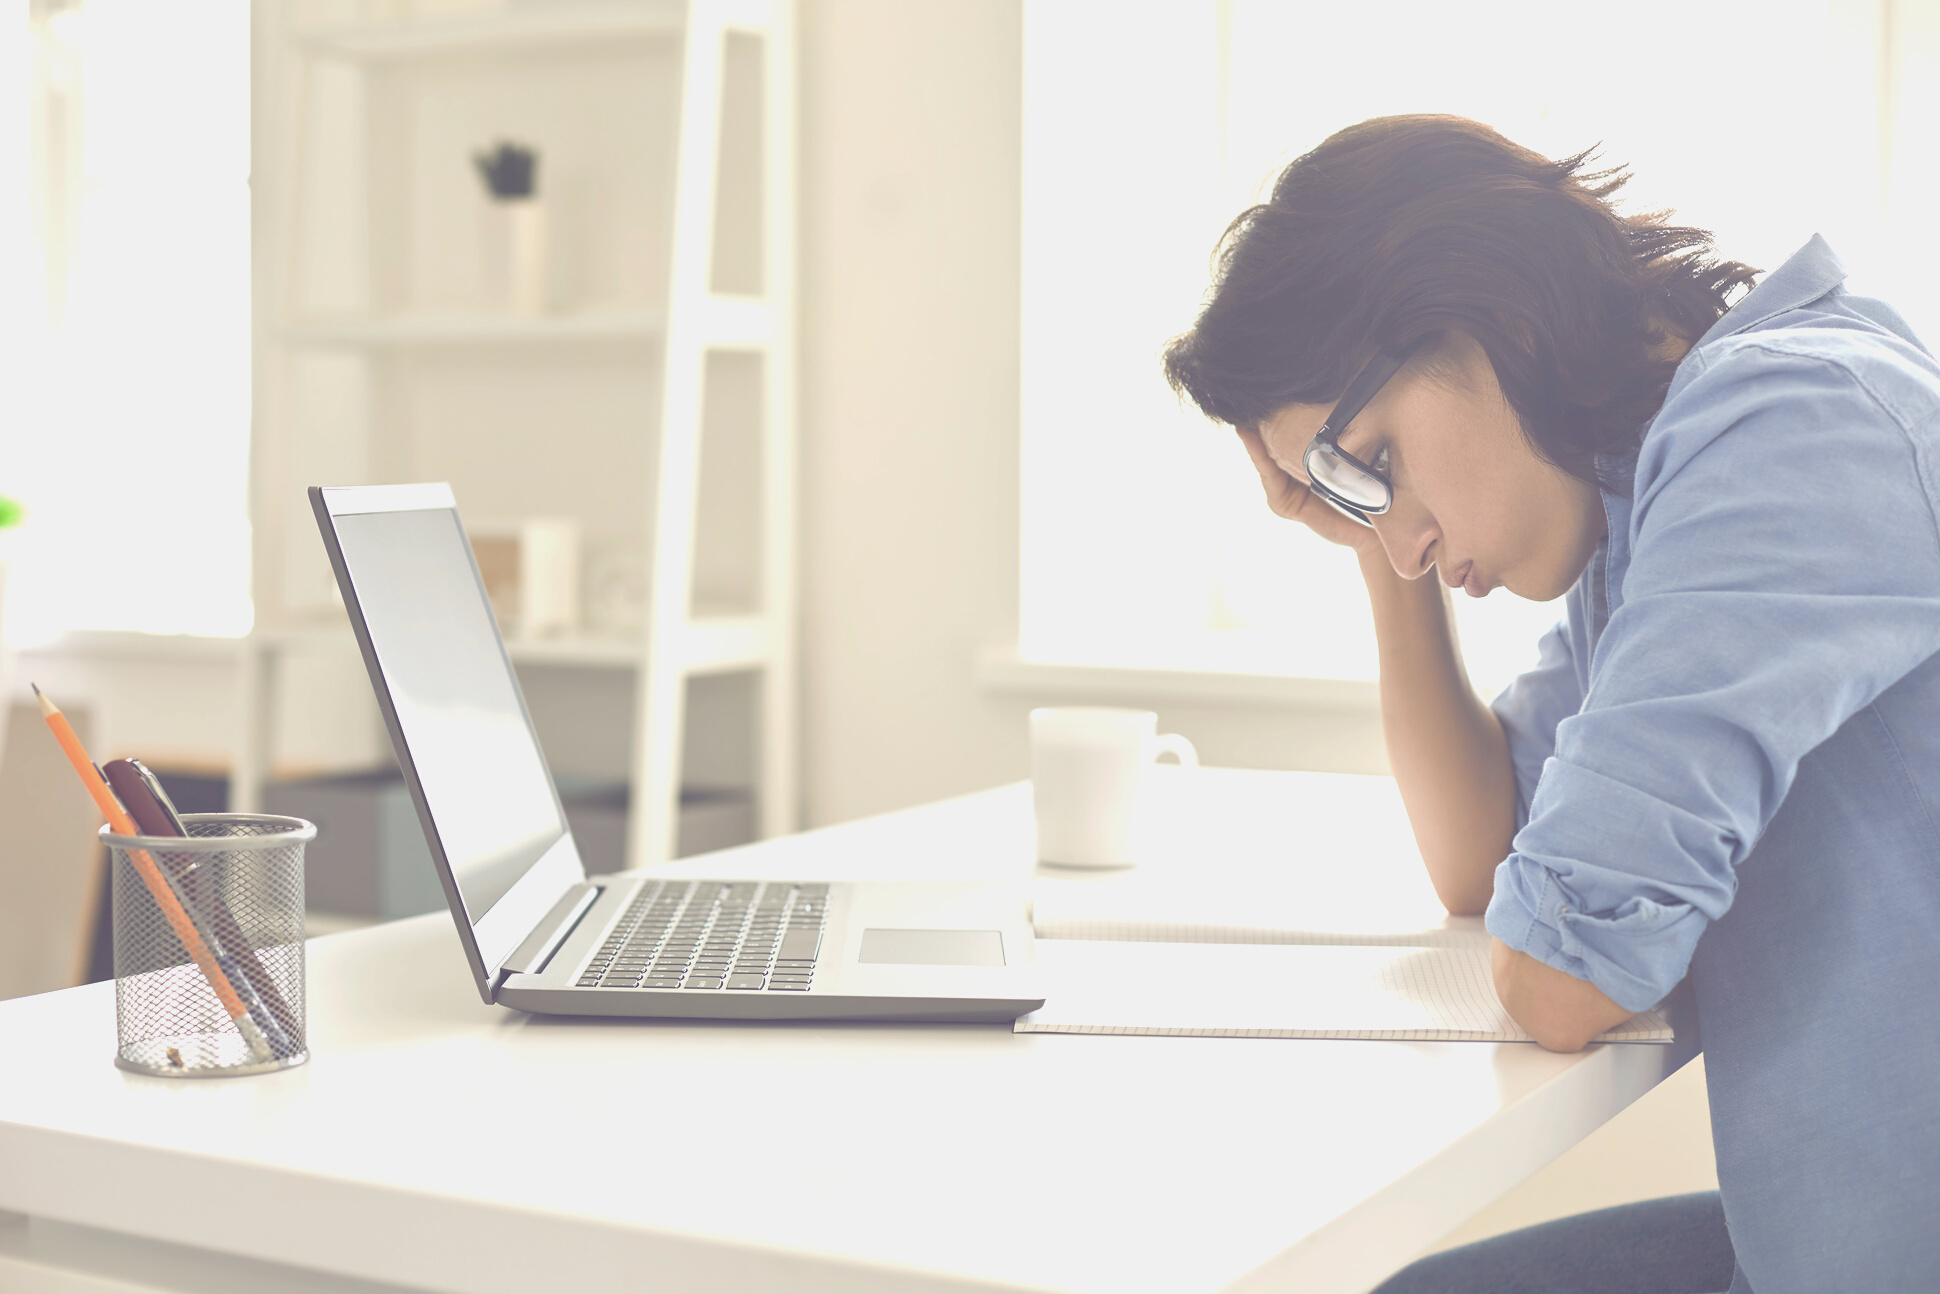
[{"left": 310, "top": 483, "right": 1043, "bottom": 1022}]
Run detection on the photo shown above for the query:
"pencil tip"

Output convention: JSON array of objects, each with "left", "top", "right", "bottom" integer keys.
[
  {"left": 29, "top": 681, "right": 41, "bottom": 696},
  {"left": 32, "top": 682, "right": 57, "bottom": 717}
]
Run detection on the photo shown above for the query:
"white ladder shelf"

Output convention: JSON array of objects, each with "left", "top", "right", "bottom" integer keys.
[{"left": 244, "top": 0, "right": 797, "bottom": 869}]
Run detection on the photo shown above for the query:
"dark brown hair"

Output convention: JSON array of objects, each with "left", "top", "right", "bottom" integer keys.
[{"left": 1161, "top": 115, "right": 1760, "bottom": 485}]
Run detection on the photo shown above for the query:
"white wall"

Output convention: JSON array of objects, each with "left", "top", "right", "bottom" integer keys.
[
  {"left": 792, "top": 0, "right": 1398, "bottom": 827},
  {"left": 796, "top": 0, "right": 1029, "bottom": 826}
]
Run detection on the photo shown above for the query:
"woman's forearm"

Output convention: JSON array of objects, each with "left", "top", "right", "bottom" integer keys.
[{"left": 1361, "top": 549, "right": 1517, "bottom": 915}]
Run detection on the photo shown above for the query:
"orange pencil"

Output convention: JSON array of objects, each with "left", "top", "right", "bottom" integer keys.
[{"left": 34, "top": 684, "right": 273, "bottom": 1062}]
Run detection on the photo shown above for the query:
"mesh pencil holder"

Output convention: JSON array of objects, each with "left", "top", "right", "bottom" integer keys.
[{"left": 102, "top": 814, "right": 315, "bottom": 1078}]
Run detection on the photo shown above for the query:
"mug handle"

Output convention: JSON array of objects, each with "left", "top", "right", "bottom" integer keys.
[{"left": 1153, "top": 732, "right": 1198, "bottom": 768}]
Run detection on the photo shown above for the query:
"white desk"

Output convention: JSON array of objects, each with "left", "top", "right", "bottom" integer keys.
[{"left": 0, "top": 770, "right": 1694, "bottom": 1294}]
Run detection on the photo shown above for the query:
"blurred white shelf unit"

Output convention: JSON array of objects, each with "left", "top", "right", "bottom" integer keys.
[
  {"left": 292, "top": 2, "right": 686, "bottom": 60},
  {"left": 281, "top": 307, "right": 665, "bottom": 347},
  {"left": 248, "top": 0, "right": 799, "bottom": 867}
]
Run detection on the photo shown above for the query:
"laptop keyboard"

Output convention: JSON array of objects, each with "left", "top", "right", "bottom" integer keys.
[{"left": 576, "top": 880, "right": 827, "bottom": 992}]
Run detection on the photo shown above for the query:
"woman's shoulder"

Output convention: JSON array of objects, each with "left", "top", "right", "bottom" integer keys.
[
  {"left": 1671, "top": 293, "right": 1940, "bottom": 435},
  {"left": 1637, "top": 298, "right": 1940, "bottom": 500}
]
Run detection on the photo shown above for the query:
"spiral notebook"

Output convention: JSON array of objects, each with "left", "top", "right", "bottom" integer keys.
[
  {"left": 1014, "top": 940, "right": 1674, "bottom": 1043},
  {"left": 1022, "top": 770, "right": 1671, "bottom": 1042}
]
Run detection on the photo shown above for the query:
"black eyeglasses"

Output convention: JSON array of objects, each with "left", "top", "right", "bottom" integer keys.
[{"left": 1301, "top": 345, "right": 1415, "bottom": 526}]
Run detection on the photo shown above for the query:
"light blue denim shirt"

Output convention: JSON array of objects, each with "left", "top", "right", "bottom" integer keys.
[{"left": 1485, "top": 235, "right": 1940, "bottom": 1293}]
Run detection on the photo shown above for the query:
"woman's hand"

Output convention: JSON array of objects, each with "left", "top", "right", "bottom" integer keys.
[{"left": 1236, "top": 426, "right": 1384, "bottom": 559}]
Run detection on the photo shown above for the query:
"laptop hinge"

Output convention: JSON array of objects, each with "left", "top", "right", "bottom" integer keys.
[{"left": 499, "top": 882, "right": 602, "bottom": 979}]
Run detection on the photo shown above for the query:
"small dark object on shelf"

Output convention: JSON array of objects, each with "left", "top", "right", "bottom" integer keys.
[{"left": 473, "top": 140, "right": 538, "bottom": 199}]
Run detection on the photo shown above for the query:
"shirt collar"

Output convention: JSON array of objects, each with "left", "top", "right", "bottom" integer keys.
[
  {"left": 1694, "top": 233, "right": 1847, "bottom": 349},
  {"left": 1595, "top": 236, "right": 1845, "bottom": 508}
]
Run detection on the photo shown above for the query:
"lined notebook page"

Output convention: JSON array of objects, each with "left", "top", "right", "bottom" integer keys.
[{"left": 1015, "top": 940, "right": 1673, "bottom": 1043}]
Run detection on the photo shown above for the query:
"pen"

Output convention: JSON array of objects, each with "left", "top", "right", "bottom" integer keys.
[
  {"left": 105, "top": 758, "right": 187, "bottom": 835},
  {"left": 34, "top": 685, "right": 275, "bottom": 1063},
  {"left": 103, "top": 758, "right": 301, "bottom": 1058}
]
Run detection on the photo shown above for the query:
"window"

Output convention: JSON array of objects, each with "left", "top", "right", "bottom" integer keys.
[
  {"left": 2, "top": 0, "right": 252, "bottom": 645},
  {"left": 1022, "top": 0, "right": 1936, "bottom": 694}
]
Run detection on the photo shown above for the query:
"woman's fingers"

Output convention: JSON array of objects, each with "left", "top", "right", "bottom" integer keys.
[
  {"left": 1236, "top": 427, "right": 1310, "bottom": 519},
  {"left": 1235, "top": 427, "right": 1378, "bottom": 551}
]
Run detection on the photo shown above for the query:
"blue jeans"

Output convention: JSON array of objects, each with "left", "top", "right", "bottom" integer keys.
[{"left": 1373, "top": 1192, "right": 1739, "bottom": 1294}]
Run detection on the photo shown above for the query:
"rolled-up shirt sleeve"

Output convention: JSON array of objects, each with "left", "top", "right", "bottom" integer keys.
[
  {"left": 1491, "top": 612, "right": 1586, "bottom": 833},
  {"left": 1486, "top": 339, "right": 1940, "bottom": 1011}
]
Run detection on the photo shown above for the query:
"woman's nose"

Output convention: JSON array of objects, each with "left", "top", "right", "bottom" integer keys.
[{"left": 1372, "top": 509, "right": 1436, "bottom": 580}]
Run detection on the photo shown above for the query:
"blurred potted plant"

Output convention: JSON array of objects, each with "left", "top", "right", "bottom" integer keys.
[
  {"left": 0, "top": 493, "right": 22, "bottom": 765},
  {"left": 473, "top": 140, "right": 547, "bottom": 315}
]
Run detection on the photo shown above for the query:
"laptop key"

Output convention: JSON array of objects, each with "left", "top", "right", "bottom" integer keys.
[
  {"left": 683, "top": 978, "right": 725, "bottom": 990},
  {"left": 726, "top": 975, "right": 766, "bottom": 990},
  {"left": 777, "top": 930, "right": 821, "bottom": 961},
  {"left": 767, "top": 981, "right": 811, "bottom": 990}
]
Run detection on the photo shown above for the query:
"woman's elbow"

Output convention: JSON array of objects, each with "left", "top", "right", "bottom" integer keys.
[
  {"left": 1524, "top": 1017, "right": 1600, "bottom": 1053},
  {"left": 1490, "top": 938, "right": 1633, "bottom": 1052},
  {"left": 1430, "top": 872, "right": 1493, "bottom": 918}
]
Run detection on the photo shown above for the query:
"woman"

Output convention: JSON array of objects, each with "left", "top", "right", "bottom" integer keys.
[{"left": 1163, "top": 116, "right": 1940, "bottom": 1293}]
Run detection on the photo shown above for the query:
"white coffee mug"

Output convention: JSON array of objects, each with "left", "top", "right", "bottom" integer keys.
[{"left": 1030, "top": 707, "right": 1198, "bottom": 868}]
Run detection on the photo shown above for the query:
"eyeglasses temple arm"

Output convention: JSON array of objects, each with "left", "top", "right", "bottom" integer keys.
[{"left": 1318, "top": 348, "right": 1411, "bottom": 436}]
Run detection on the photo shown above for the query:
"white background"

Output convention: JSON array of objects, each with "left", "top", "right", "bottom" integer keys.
[{"left": 1, "top": 0, "right": 252, "bottom": 645}]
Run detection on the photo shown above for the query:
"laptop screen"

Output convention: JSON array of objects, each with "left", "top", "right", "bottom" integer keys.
[{"left": 328, "top": 504, "right": 565, "bottom": 920}]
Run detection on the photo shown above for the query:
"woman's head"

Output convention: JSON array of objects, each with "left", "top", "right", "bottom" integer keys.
[
  {"left": 1252, "top": 333, "right": 1606, "bottom": 601},
  {"left": 1164, "top": 114, "right": 1757, "bottom": 594}
]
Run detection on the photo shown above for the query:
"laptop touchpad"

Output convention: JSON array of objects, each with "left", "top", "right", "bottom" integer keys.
[{"left": 859, "top": 929, "right": 1006, "bottom": 966}]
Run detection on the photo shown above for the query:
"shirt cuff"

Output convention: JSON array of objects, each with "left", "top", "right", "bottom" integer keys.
[
  {"left": 1485, "top": 859, "right": 1589, "bottom": 979},
  {"left": 1485, "top": 855, "right": 1699, "bottom": 1013}
]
